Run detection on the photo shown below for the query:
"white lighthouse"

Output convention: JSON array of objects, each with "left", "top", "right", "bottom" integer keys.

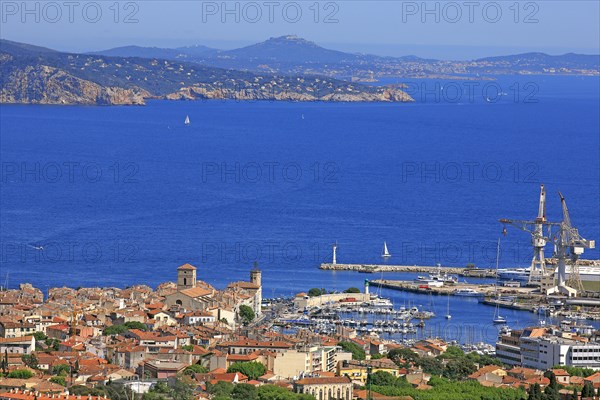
[{"left": 332, "top": 242, "right": 337, "bottom": 265}]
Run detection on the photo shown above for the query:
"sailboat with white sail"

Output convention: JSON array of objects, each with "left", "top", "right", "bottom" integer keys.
[
  {"left": 445, "top": 293, "right": 451, "bottom": 319},
  {"left": 492, "top": 238, "right": 507, "bottom": 324},
  {"left": 184, "top": 115, "right": 190, "bottom": 125},
  {"left": 381, "top": 242, "right": 391, "bottom": 258}
]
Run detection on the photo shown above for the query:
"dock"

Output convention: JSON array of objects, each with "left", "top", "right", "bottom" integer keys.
[
  {"left": 369, "top": 279, "right": 543, "bottom": 312},
  {"left": 370, "top": 279, "right": 538, "bottom": 297},
  {"left": 320, "top": 263, "right": 496, "bottom": 277}
]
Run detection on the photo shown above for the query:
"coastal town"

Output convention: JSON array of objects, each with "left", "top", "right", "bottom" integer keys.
[{"left": 0, "top": 261, "right": 599, "bottom": 400}]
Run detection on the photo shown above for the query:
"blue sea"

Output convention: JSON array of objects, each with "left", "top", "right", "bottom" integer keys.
[{"left": 1, "top": 75, "right": 599, "bottom": 342}]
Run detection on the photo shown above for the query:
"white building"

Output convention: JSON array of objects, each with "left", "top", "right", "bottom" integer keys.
[
  {"left": 520, "top": 333, "right": 600, "bottom": 370},
  {"left": 497, "top": 326, "right": 600, "bottom": 370},
  {"left": 0, "top": 336, "right": 35, "bottom": 354}
]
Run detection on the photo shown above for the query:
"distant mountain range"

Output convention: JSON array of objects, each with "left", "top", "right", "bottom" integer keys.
[
  {"left": 2, "top": 36, "right": 598, "bottom": 105},
  {"left": 92, "top": 44, "right": 217, "bottom": 60},
  {"left": 0, "top": 39, "right": 412, "bottom": 105},
  {"left": 92, "top": 35, "right": 600, "bottom": 80}
]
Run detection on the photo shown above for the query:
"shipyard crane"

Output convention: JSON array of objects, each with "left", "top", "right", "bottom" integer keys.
[
  {"left": 500, "top": 184, "right": 560, "bottom": 285},
  {"left": 501, "top": 185, "right": 595, "bottom": 297},
  {"left": 546, "top": 192, "right": 595, "bottom": 296}
]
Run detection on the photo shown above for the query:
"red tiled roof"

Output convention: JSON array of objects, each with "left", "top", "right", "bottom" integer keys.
[
  {"left": 295, "top": 377, "right": 351, "bottom": 385},
  {"left": 177, "top": 263, "right": 197, "bottom": 271}
]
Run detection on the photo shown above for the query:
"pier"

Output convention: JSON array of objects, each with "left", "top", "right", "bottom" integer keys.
[
  {"left": 320, "top": 263, "right": 496, "bottom": 277},
  {"left": 370, "top": 279, "right": 538, "bottom": 297},
  {"left": 369, "top": 279, "right": 600, "bottom": 319}
]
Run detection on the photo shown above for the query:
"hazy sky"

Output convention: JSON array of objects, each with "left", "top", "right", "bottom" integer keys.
[{"left": 1, "top": 0, "right": 599, "bottom": 59}]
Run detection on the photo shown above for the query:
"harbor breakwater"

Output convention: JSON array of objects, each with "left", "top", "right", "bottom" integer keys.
[{"left": 319, "top": 263, "right": 495, "bottom": 277}]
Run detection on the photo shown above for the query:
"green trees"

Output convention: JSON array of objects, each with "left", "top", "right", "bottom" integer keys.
[
  {"left": 442, "top": 346, "right": 465, "bottom": 358},
  {"left": 386, "top": 346, "right": 498, "bottom": 381},
  {"left": 21, "top": 354, "right": 38, "bottom": 369},
  {"left": 553, "top": 365, "right": 596, "bottom": 378},
  {"left": 387, "top": 347, "right": 419, "bottom": 365},
  {"left": 8, "top": 369, "right": 34, "bottom": 379},
  {"left": 543, "top": 372, "right": 560, "bottom": 400},
  {"left": 52, "top": 364, "right": 70, "bottom": 376},
  {"left": 419, "top": 357, "right": 445, "bottom": 377},
  {"left": 464, "top": 351, "right": 503, "bottom": 367},
  {"left": 442, "top": 358, "right": 477, "bottom": 380},
  {"left": 257, "top": 385, "right": 315, "bottom": 399},
  {"left": 207, "top": 381, "right": 234, "bottom": 397},
  {"left": 103, "top": 321, "right": 148, "bottom": 336},
  {"left": 69, "top": 385, "right": 111, "bottom": 397},
  {"left": 124, "top": 321, "right": 148, "bottom": 331},
  {"left": 103, "top": 324, "right": 129, "bottom": 335},
  {"left": 581, "top": 381, "right": 595, "bottom": 398},
  {"left": 372, "top": 377, "right": 526, "bottom": 400},
  {"left": 338, "top": 341, "right": 366, "bottom": 361},
  {"left": 143, "top": 377, "right": 195, "bottom": 400},
  {"left": 528, "top": 383, "right": 543, "bottom": 400},
  {"left": 227, "top": 362, "right": 266, "bottom": 380},
  {"left": 183, "top": 364, "right": 208, "bottom": 375},
  {"left": 307, "top": 288, "right": 325, "bottom": 297},
  {"left": 238, "top": 305, "right": 256, "bottom": 325},
  {"left": 367, "top": 371, "right": 397, "bottom": 386},
  {"left": 33, "top": 332, "right": 49, "bottom": 351},
  {"left": 45, "top": 338, "right": 60, "bottom": 351},
  {"left": 207, "top": 383, "right": 314, "bottom": 400},
  {"left": 50, "top": 376, "right": 66, "bottom": 386},
  {"left": 232, "top": 383, "right": 258, "bottom": 400},
  {"left": 0, "top": 350, "right": 7, "bottom": 375},
  {"left": 170, "top": 377, "right": 196, "bottom": 400},
  {"left": 344, "top": 287, "right": 361, "bottom": 293}
]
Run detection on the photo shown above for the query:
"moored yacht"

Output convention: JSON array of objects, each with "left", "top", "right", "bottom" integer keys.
[
  {"left": 454, "top": 288, "right": 483, "bottom": 297},
  {"left": 497, "top": 268, "right": 530, "bottom": 281}
]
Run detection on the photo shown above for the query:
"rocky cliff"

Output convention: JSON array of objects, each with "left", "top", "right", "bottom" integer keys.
[
  {"left": 0, "top": 64, "right": 148, "bottom": 105},
  {"left": 164, "top": 85, "right": 412, "bottom": 102}
]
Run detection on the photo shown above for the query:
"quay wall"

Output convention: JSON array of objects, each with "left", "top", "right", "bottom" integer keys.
[
  {"left": 320, "top": 263, "right": 495, "bottom": 277},
  {"left": 293, "top": 293, "right": 371, "bottom": 309}
]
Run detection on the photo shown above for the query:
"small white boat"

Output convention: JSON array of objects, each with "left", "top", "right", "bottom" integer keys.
[
  {"left": 184, "top": 115, "right": 190, "bottom": 125},
  {"left": 381, "top": 242, "right": 391, "bottom": 258},
  {"left": 492, "top": 298, "right": 507, "bottom": 324},
  {"left": 445, "top": 294, "right": 451, "bottom": 319},
  {"left": 493, "top": 238, "right": 507, "bottom": 325},
  {"left": 454, "top": 288, "right": 482, "bottom": 297}
]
